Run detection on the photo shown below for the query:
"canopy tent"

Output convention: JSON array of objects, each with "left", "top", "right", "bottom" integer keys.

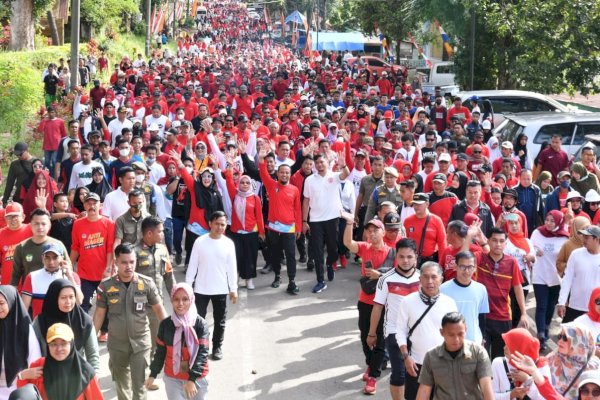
[
  {"left": 285, "top": 11, "right": 308, "bottom": 26},
  {"left": 309, "top": 31, "right": 366, "bottom": 51}
]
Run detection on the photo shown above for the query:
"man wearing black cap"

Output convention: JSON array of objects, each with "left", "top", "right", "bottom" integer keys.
[
  {"left": 427, "top": 173, "right": 458, "bottom": 227},
  {"left": 2, "top": 142, "right": 33, "bottom": 204},
  {"left": 404, "top": 193, "right": 447, "bottom": 264}
]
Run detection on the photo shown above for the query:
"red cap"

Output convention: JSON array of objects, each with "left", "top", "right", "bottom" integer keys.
[
  {"left": 383, "top": 110, "right": 393, "bottom": 119},
  {"left": 365, "top": 219, "right": 384, "bottom": 230},
  {"left": 4, "top": 202, "right": 23, "bottom": 216}
]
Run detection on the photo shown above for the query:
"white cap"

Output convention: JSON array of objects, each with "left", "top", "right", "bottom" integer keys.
[
  {"left": 586, "top": 189, "right": 600, "bottom": 203},
  {"left": 438, "top": 153, "right": 451, "bottom": 162},
  {"left": 482, "top": 120, "right": 492, "bottom": 130},
  {"left": 501, "top": 141, "right": 513, "bottom": 149},
  {"left": 566, "top": 190, "right": 583, "bottom": 201}
]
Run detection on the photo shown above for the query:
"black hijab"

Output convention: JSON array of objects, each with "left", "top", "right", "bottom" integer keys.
[
  {"left": 85, "top": 167, "right": 112, "bottom": 202},
  {"left": 0, "top": 285, "right": 32, "bottom": 387},
  {"left": 43, "top": 327, "right": 95, "bottom": 400},
  {"left": 194, "top": 171, "right": 224, "bottom": 223},
  {"left": 36, "top": 280, "right": 93, "bottom": 352},
  {"left": 449, "top": 171, "right": 469, "bottom": 199},
  {"left": 514, "top": 133, "right": 528, "bottom": 168}
]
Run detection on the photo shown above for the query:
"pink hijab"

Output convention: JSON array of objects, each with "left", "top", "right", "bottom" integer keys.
[
  {"left": 171, "top": 283, "right": 199, "bottom": 375},
  {"left": 233, "top": 174, "right": 255, "bottom": 231}
]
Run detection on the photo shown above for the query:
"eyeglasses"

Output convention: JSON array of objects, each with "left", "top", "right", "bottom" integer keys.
[
  {"left": 473, "top": 151, "right": 482, "bottom": 154},
  {"left": 457, "top": 264, "right": 476, "bottom": 271},
  {"left": 557, "top": 333, "right": 569, "bottom": 342},
  {"left": 580, "top": 387, "right": 600, "bottom": 396}
]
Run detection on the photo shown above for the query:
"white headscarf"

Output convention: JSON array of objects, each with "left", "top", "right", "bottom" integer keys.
[{"left": 487, "top": 136, "right": 502, "bottom": 164}]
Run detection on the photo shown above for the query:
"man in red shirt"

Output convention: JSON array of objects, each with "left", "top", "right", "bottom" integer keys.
[
  {"left": 403, "top": 193, "right": 446, "bottom": 263},
  {"left": 70, "top": 192, "right": 115, "bottom": 314},
  {"left": 446, "top": 97, "right": 472, "bottom": 125},
  {"left": 476, "top": 227, "right": 528, "bottom": 358},
  {"left": 38, "top": 106, "right": 67, "bottom": 173},
  {"left": 0, "top": 203, "right": 32, "bottom": 285},
  {"left": 537, "top": 134, "right": 570, "bottom": 186}
]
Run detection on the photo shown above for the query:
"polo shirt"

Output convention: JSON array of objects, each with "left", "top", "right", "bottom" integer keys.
[
  {"left": 303, "top": 171, "right": 343, "bottom": 222},
  {"left": 476, "top": 253, "right": 523, "bottom": 321},
  {"left": 358, "top": 174, "right": 383, "bottom": 207},
  {"left": 373, "top": 268, "right": 420, "bottom": 336},
  {"left": 419, "top": 341, "right": 492, "bottom": 400}
]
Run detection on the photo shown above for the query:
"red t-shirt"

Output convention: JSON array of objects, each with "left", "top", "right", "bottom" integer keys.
[
  {"left": 0, "top": 224, "right": 33, "bottom": 285},
  {"left": 404, "top": 213, "right": 447, "bottom": 258},
  {"left": 439, "top": 244, "right": 482, "bottom": 281},
  {"left": 357, "top": 242, "right": 392, "bottom": 305},
  {"left": 39, "top": 118, "right": 67, "bottom": 151},
  {"left": 476, "top": 253, "right": 524, "bottom": 321},
  {"left": 71, "top": 217, "right": 115, "bottom": 281}
]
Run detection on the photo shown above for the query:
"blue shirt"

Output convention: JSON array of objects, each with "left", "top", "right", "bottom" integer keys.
[{"left": 441, "top": 279, "right": 489, "bottom": 343}]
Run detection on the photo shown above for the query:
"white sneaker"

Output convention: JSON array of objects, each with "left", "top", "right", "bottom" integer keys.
[{"left": 246, "top": 279, "right": 255, "bottom": 290}]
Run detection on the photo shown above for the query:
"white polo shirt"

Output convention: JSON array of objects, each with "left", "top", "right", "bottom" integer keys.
[
  {"left": 303, "top": 171, "right": 343, "bottom": 222},
  {"left": 102, "top": 188, "right": 129, "bottom": 221}
]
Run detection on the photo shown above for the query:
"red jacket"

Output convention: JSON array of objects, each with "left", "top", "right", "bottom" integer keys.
[
  {"left": 18, "top": 358, "right": 104, "bottom": 400},
  {"left": 259, "top": 161, "right": 302, "bottom": 232},
  {"left": 225, "top": 172, "right": 265, "bottom": 234}
]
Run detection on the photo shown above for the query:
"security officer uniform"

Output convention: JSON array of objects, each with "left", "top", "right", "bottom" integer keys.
[
  {"left": 365, "top": 182, "right": 403, "bottom": 222},
  {"left": 96, "top": 273, "right": 160, "bottom": 400},
  {"left": 134, "top": 241, "right": 175, "bottom": 353}
]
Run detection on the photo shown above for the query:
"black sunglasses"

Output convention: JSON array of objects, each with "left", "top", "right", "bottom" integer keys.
[{"left": 557, "top": 333, "right": 569, "bottom": 342}]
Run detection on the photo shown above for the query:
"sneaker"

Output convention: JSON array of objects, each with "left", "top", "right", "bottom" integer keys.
[
  {"left": 286, "top": 282, "right": 300, "bottom": 295},
  {"left": 147, "top": 382, "right": 160, "bottom": 391},
  {"left": 212, "top": 347, "right": 223, "bottom": 360},
  {"left": 364, "top": 377, "right": 376, "bottom": 395},
  {"left": 327, "top": 265, "right": 335, "bottom": 281},
  {"left": 339, "top": 255, "right": 347, "bottom": 268},
  {"left": 362, "top": 367, "right": 370, "bottom": 382},
  {"left": 311, "top": 281, "right": 327, "bottom": 293},
  {"left": 98, "top": 332, "right": 108, "bottom": 343},
  {"left": 307, "top": 259, "right": 315, "bottom": 271},
  {"left": 175, "top": 253, "right": 182, "bottom": 265},
  {"left": 299, "top": 254, "right": 307, "bottom": 263},
  {"left": 260, "top": 264, "right": 272, "bottom": 274},
  {"left": 271, "top": 276, "right": 281, "bottom": 288},
  {"left": 246, "top": 279, "right": 255, "bottom": 290}
]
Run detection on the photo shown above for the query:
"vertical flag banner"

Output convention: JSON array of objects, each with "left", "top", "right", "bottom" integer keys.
[
  {"left": 407, "top": 32, "right": 433, "bottom": 68},
  {"left": 434, "top": 20, "right": 454, "bottom": 57}
]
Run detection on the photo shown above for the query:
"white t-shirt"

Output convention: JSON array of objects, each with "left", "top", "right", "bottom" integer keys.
[
  {"left": 373, "top": 269, "right": 420, "bottom": 336},
  {"left": 102, "top": 188, "right": 130, "bottom": 221},
  {"left": 69, "top": 160, "right": 104, "bottom": 189},
  {"left": 144, "top": 115, "right": 170, "bottom": 137},
  {"left": 108, "top": 118, "right": 133, "bottom": 146},
  {"left": 530, "top": 230, "right": 566, "bottom": 287},
  {"left": 303, "top": 171, "right": 343, "bottom": 222},
  {"left": 505, "top": 238, "right": 535, "bottom": 291},
  {"left": 558, "top": 248, "right": 600, "bottom": 311},
  {"left": 186, "top": 234, "right": 238, "bottom": 295},
  {"left": 148, "top": 162, "right": 166, "bottom": 185},
  {"left": 346, "top": 168, "right": 367, "bottom": 198},
  {"left": 396, "top": 292, "right": 458, "bottom": 364}
]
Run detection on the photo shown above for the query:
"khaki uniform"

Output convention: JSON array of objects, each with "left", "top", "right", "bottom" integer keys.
[
  {"left": 97, "top": 273, "right": 160, "bottom": 400},
  {"left": 365, "top": 183, "right": 403, "bottom": 222},
  {"left": 134, "top": 241, "right": 175, "bottom": 354},
  {"left": 140, "top": 182, "right": 157, "bottom": 216},
  {"left": 115, "top": 210, "right": 148, "bottom": 246}
]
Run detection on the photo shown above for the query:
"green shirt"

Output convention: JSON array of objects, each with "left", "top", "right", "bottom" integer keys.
[{"left": 11, "top": 237, "right": 71, "bottom": 286}]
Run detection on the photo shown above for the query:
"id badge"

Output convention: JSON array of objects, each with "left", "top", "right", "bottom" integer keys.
[{"left": 136, "top": 302, "right": 144, "bottom": 311}]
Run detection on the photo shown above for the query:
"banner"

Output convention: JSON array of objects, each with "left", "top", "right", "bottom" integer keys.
[{"left": 407, "top": 32, "right": 433, "bottom": 68}]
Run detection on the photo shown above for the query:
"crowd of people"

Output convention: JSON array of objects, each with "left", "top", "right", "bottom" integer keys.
[{"left": 0, "top": 0, "right": 599, "bottom": 399}]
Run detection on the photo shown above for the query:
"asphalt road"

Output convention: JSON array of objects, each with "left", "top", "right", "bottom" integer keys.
[{"left": 96, "top": 257, "right": 552, "bottom": 400}]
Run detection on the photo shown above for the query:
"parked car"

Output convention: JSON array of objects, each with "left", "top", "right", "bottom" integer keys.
[
  {"left": 572, "top": 134, "right": 600, "bottom": 162},
  {"left": 457, "top": 90, "right": 588, "bottom": 127},
  {"left": 346, "top": 56, "right": 406, "bottom": 77},
  {"left": 495, "top": 112, "right": 600, "bottom": 158}
]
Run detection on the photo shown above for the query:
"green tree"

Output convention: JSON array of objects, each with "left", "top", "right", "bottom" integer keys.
[
  {"left": 328, "top": 0, "right": 360, "bottom": 31},
  {"left": 81, "top": 0, "right": 139, "bottom": 30}
]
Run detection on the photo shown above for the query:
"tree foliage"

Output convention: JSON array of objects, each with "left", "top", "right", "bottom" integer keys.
[{"left": 81, "top": 0, "right": 139, "bottom": 29}]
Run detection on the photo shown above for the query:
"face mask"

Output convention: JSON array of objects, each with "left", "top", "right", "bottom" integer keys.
[
  {"left": 131, "top": 204, "right": 143, "bottom": 212},
  {"left": 119, "top": 149, "right": 129, "bottom": 157},
  {"left": 319, "top": 112, "right": 325, "bottom": 118},
  {"left": 135, "top": 174, "right": 145, "bottom": 183},
  {"left": 560, "top": 180, "right": 570, "bottom": 188},
  {"left": 146, "top": 157, "right": 155, "bottom": 164}
]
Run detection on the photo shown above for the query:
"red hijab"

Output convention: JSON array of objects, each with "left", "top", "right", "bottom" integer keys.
[
  {"left": 536, "top": 210, "right": 570, "bottom": 238},
  {"left": 588, "top": 286, "right": 600, "bottom": 322},
  {"left": 502, "top": 328, "right": 546, "bottom": 369},
  {"left": 22, "top": 169, "right": 57, "bottom": 221}
]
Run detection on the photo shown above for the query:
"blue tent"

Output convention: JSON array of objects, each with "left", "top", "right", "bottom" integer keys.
[
  {"left": 310, "top": 31, "right": 366, "bottom": 51},
  {"left": 285, "top": 11, "right": 307, "bottom": 25}
]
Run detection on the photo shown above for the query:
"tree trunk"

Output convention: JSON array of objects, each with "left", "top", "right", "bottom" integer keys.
[
  {"left": 9, "top": 0, "right": 35, "bottom": 50},
  {"left": 47, "top": 10, "right": 60, "bottom": 46}
]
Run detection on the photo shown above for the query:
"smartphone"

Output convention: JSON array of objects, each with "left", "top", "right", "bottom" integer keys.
[{"left": 364, "top": 261, "right": 373, "bottom": 270}]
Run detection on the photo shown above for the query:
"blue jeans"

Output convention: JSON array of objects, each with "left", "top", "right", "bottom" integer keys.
[
  {"left": 172, "top": 217, "right": 186, "bottom": 255},
  {"left": 533, "top": 284, "right": 560, "bottom": 341},
  {"left": 163, "top": 217, "right": 173, "bottom": 254},
  {"left": 44, "top": 150, "right": 58, "bottom": 173}
]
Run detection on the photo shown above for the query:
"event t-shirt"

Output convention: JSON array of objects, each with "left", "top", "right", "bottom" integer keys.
[
  {"left": 71, "top": 217, "right": 115, "bottom": 281},
  {"left": 476, "top": 253, "right": 523, "bottom": 321},
  {"left": 357, "top": 242, "right": 392, "bottom": 305},
  {"left": 0, "top": 224, "right": 33, "bottom": 285},
  {"left": 22, "top": 269, "right": 81, "bottom": 318}
]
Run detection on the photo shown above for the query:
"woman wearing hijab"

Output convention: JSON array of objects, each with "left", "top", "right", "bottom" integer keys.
[
  {"left": 17, "top": 323, "right": 102, "bottom": 400},
  {"left": 504, "top": 214, "right": 536, "bottom": 328},
  {"left": 530, "top": 210, "right": 570, "bottom": 350},
  {"left": 492, "top": 328, "right": 550, "bottom": 399},
  {"left": 225, "top": 170, "right": 265, "bottom": 290},
  {"left": 146, "top": 283, "right": 209, "bottom": 400},
  {"left": 514, "top": 133, "right": 533, "bottom": 170},
  {"left": 570, "top": 162, "right": 600, "bottom": 197},
  {"left": 574, "top": 287, "right": 600, "bottom": 358},
  {"left": 85, "top": 167, "right": 111, "bottom": 202},
  {"left": 556, "top": 216, "right": 590, "bottom": 278},
  {"left": 547, "top": 324, "right": 600, "bottom": 399},
  {"left": 486, "top": 136, "right": 502, "bottom": 164},
  {"left": 32, "top": 280, "right": 99, "bottom": 371},
  {"left": 448, "top": 171, "right": 469, "bottom": 199},
  {"left": 535, "top": 170, "right": 554, "bottom": 205},
  {"left": 22, "top": 170, "right": 58, "bottom": 222},
  {"left": 0, "top": 286, "right": 41, "bottom": 397}
]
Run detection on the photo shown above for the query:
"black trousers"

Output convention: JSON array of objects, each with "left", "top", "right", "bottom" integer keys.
[
  {"left": 562, "top": 307, "right": 586, "bottom": 323},
  {"left": 509, "top": 288, "right": 529, "bottom": 328},
  {"left": 195, "top": 293, "right": 227, "bottom": 350},
  {"left": 232, "top": 232, "right": 259, "bottom": 279},
  {"left": 267, "top": 230, "right": 297, "bottom": 280},
  {"left": 357, "top": 301, "right": 385, "bottom": 378},
  {"left": 485, "top": 319, "right": 512, "bottom": 359},
  {"left": 405, "top": 363, "right": 424, "bottom": 400},
  {"left": 309, "top": 218, "right": 339, "bottom": 282},
  {"left": 184, "top": 229, "right": 200, "bottom": 265},
  {"left": 296, "top": 232, "right": 307, "bottom": 258},
  {"left": 355, "top": 206, "right": 367, "bottom": 241}
]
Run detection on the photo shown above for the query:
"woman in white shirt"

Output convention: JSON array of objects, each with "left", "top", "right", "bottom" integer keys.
[
  {"left": 530, "top": 210, "right": 569, "bottom": 351},
  {"left": 574, "top": 286, "right": 600, "bottom": 358}
]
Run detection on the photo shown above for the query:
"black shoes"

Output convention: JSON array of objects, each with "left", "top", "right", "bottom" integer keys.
[
  {"left": 327, "top": 265, "right": 335, "bottom": 281},
  {"left": 212, "top": 347, "right": 223, "bottom": 360},
  {"left": 175, "top": 253, "right": 182, "bottom": 266},
  {"left": 299, "top": 254, "right": 307, "bottom": 263},
  {"left": 286, "top": 281, "right": 300, "bottom": 295},
  {"left": 271, "top": 276, "right": 281, "bottom": 288},
  {"left": 307, "top": 259, "right": 315, "bottom": 271},
  {"left": 260, "top": 264, "right": 272, "bottom": 274}
]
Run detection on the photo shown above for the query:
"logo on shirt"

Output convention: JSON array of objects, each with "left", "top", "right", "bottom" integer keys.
[
  {"left": 409, "top": 227, "right": 414, "bottom": 233},
  {"left": 83, "top": 232, "right": 105, "bottom": 250},
  {"left": 82, "top": 234, "right": 87, "bottom": 239},
  {"left": 26, "top": 254, "right": 33, "bottom": 262}
]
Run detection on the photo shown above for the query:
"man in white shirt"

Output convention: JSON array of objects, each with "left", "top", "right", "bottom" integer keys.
[
  {"left": 144, "top": 105, "right": 171, "bottom": 137},
  {"left": 68, "top": 144, "right": 104, "bottom": 189},
  {"left": 396, "top": 262, "right": 458, "bottom": 400},
  {"left": 186, "top": 211, "right": 237, "bottom": 360},
  {"left": 108, "top": 106, "right": 133, "bottom": 146},
  {"left": 558, "top": 225, "right": 600, "bottom": 323},
  {"left": 302, "top": 153, "right": 349, "bottom": 293},
  {"left": 102, "top": 166, "right": 136, "bottom": 221}
]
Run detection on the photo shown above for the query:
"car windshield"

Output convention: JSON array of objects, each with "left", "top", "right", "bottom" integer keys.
[{"left": 497, "top": 119, "right": 524, "bottom": 143}]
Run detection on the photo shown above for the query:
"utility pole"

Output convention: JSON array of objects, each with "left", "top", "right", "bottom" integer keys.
[
  {"left": 145, "top": 0, "right": 151, "bottom": 56},
  {"left": 69, "top": 0, "right": 81, "bottom": 90},
  {"left": 315, "top": 0, "right": 319, "bottom": 53},
  {"left": 470, "top": 6, "right": 476, "bottom": 90}
]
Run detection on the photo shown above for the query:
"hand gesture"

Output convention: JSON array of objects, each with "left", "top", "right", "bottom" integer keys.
[
  {"left": 208, "top": 153, "right": 218, "bottom": 167},
  {"left": 201, "top": 118, "right": 212, "bottom": 133},
  {"left": 35, "top": 188, "right": 48, "bottom": 209},
  {"left": 258, "top": 146, "right": 268, "bottom": 161},
  {"left": 250, "top": 119, "right": 261, "bottom": 132},
  {"left": 509, "top": 351, "right": 537, "bottom": 375},
  {"left": 336, "top": 150, "right": 346, "bottom": 168},
  {"left": 184, "top": 380, "right": 198, "bottom": 399},
  {"left": 346, "top": 105, "right": 355, "bottom": 113},
  {"left": 169, "top": 149, "right": 182, "bottom": 163},
  {"left": 467, "top": 220, "right": 481, "bottom": 238},
  {"left": 94, "top": 109, "right": 103, "bottom": 119},
  {"left": 237, "top": 139, "right": 247, "bottom": 154}
]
